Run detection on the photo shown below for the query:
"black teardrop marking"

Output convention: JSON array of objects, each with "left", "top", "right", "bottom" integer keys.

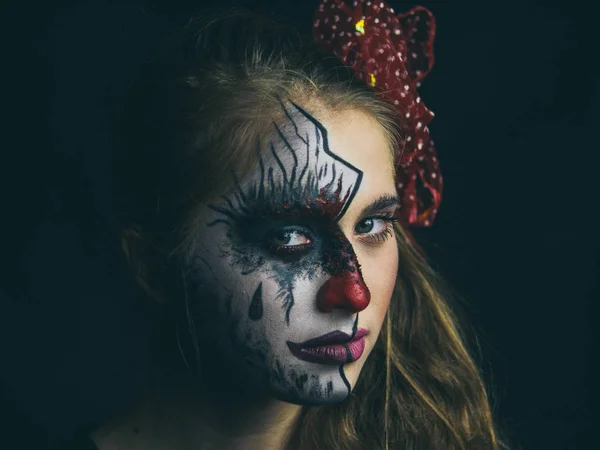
[{"left": 249, "top": 282, "right": 263, "bottom": 320}]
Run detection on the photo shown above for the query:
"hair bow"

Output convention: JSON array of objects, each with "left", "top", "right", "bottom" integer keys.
[{"left": 313, "top": 0, "right": 442, "bottom": 227}]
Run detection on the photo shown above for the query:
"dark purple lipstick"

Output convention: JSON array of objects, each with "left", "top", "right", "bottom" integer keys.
[{"left": 287, "top": 328, "right": 368, "bottom": 365}]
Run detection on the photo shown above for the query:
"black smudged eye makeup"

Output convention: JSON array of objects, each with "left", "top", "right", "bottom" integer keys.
[{"left": 264, "top": 225, "right": 315, "bottom": 256}]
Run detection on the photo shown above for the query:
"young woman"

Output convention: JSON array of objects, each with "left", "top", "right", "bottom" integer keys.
[{"left": 81, "top": 1, "right": 508, "bottom": 448}]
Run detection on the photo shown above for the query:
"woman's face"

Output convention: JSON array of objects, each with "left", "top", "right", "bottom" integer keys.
[{"left": 185, "top": 102, "right": 399, "bottom": 405}]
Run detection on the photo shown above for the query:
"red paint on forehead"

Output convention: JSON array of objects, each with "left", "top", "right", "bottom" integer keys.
[{"left": 311, "top": 176, "right": 352, "bottom": 220}]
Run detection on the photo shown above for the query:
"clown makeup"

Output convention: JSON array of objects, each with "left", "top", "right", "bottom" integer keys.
[{"left": 185, "top": 102, "right": 399, "bottom": 405}]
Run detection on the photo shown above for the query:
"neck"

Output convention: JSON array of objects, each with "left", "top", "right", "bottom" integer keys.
[{"left": 92, "top": 368, "right": 303, "bottom": 450}]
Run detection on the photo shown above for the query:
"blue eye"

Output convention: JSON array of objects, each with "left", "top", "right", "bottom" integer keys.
[
  {"left": 355, "top": 218, "right": 388, "bottom": 235},
  {"left": 355, "top": 215, "right": 398, "bottom": 244},
  {"left": 271, "top": 229, "right": 312, "bottom": 246}
]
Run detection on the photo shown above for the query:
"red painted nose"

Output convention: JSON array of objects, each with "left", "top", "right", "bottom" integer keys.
[{"left": 316, "top": 270, "right": 371, "bottom": 313}]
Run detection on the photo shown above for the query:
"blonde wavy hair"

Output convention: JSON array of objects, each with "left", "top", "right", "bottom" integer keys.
[{"left": 113, "top": 9, "right": 509, "bottom": 450}]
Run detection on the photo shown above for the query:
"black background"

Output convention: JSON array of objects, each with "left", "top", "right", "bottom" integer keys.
[{"left": 1, "top": 1, "right": 597, "bottom": 449}]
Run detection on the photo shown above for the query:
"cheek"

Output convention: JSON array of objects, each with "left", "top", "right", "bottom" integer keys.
[
  {"left": 341, "top": 241, "right": 398, "bottom": 387},
  {"left": 359, "top": 241, "right": 398, "bottom": 320}
]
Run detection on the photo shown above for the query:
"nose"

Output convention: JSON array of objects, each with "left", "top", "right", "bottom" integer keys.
[{"left": 316, "top": 270, "right": 371, "bottom": 313}]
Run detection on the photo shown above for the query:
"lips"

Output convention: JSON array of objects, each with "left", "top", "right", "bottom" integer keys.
[{"left": 287, "top": 328, "right": 368, "bottom": 365}]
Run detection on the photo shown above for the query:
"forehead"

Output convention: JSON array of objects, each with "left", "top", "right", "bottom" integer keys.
[
  {"left": 313, "top": 108, "right": 395, "bottom": 184},
  {"left": 207, "top": 101, "right": 397, "bottom": 227},
  {"left": 253, "top": 103, "right": 395, "bottom": 188},
  {"left": 261, "top": 103, "right": 395, "bottom": 196}
]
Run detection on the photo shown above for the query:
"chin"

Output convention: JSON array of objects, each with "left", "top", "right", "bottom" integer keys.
[
  {"left": 338, "top": 358, "right": 368, "bottom": 390},
  {"left": 266, "top": 358, "right": 371, "bottom": 406},
  {"left": 273, "top": 387, "right": 350, "bottom": 406}
]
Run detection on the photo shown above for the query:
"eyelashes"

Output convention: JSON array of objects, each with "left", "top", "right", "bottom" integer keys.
[{"left": 354, "top": 214, "right": 398, "bottom": 245}]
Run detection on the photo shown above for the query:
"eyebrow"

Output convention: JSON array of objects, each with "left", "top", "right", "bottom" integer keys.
[{"left": 358, "top": 193, "right": 401, "bottom": 218}]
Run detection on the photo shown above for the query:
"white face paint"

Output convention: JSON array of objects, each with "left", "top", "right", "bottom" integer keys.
[{"left": 184, "top": 102, "right": 399, "bottom": 405}]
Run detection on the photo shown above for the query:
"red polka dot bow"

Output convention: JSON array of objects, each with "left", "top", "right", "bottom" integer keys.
[{"left": 313, "top": 0, "right": 443, "bottom": 227}]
